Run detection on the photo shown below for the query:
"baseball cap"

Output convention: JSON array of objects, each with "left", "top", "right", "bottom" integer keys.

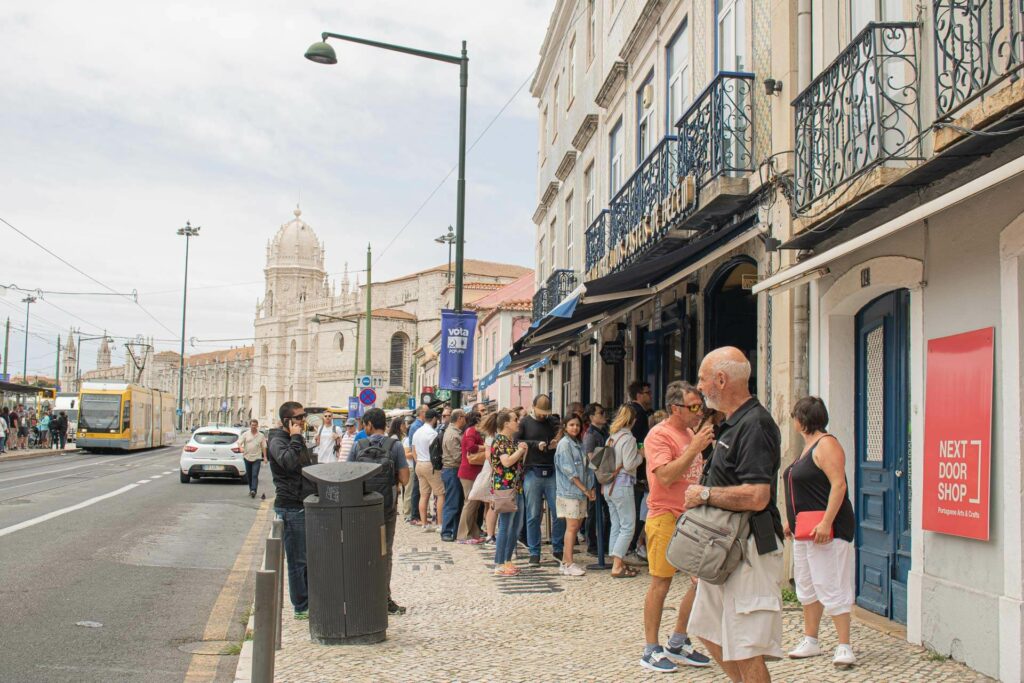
[{"left": 345, "top": 417, "right": 357, "bottom": 426}]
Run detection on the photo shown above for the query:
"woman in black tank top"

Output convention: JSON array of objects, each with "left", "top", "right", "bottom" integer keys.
[{"left": 783, "top": 397, "right": 858, "bottom": 668}]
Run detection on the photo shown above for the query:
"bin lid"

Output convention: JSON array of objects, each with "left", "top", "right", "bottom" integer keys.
[{"left": 302, "top": 462, "right": 383, "bottom": 506}]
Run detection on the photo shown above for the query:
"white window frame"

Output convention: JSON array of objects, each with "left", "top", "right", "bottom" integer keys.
[
  {"left": 609, "top": 119, "right": 624, "bottom": 195},
  {"left": 567, "top": 36, "right": 576, "bottom": 109},
  {"left": 539, "top": 234, "right": 546, "bottom": 281},
  {"left": 551, "top": 78, "right": 560, "bottom": 142},
  {"left": 637, "top": 73, "right": 655, "bottom": 161},
  {"left": 587, "top": 0, "right": 596, "bottom": 65},
  {"left": 717, "top": 0, "right": 748, "bottom": 73},
  {"left": 565, "top": 192, "right": 575, "bottom": 272},
  {"left": 667, "top": 21, "right": 691, "bottom": 128},
  {"left": 548, "top": 218, "right": 557, "bottom": 272},
  {"left": 584, "top": 163, "right": 596, "bottom": 224}
]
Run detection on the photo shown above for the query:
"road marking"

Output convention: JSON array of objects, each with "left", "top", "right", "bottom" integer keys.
[
  {"left": 150, "top": 474, "right": 163, "bottom": 479},
  {"left": 0, "top": 484, "right": 139, "bottom": 538},
  {"left": 184, "top": 498, "right": 272, "bottom": 683},
  {"left": 0, "top": 461, "right": 105, "bottom": 484},
  {"left": 135, "top": 479, "right": 152, "bottom": 484},
  {"left": 163, "top": 470, "right": 175, "bottom": 475}
]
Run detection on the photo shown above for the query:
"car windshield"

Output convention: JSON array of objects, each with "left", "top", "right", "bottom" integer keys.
[
  {"left": 193, "top": 432, "right": 239, "bottom": 445},
  {"left": 79, "top": 394, "right": 121, "bottom": 431}
]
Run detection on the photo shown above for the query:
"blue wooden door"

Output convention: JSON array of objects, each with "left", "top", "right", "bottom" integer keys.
[{"left": 854, "top": 289, "right": 911, "bottom": 623}]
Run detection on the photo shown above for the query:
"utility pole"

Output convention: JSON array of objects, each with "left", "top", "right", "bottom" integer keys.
[
  {"left": 21, "top": 295, "right": 36, "bottom": 383},
  {"left": 176, "top": 222, "right": 200, "bottom": 430},
  {"left": 223, "top": 360, "right": 229, "bottom": 425},
  {"left": 365, "top": 244, "right": 372, "bottom": 384},
  {"left": 55, "top": 334, "right": 60, "bottom": 391},
  {"left": 351, "top": 316, "right": 361, "bottom": 398},
  {"left": 3, "top": 317, "right": 9, "bottom": 378}
]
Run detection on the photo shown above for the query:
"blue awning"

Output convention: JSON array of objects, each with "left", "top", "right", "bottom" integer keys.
[
  {"left": 477, "top": 354, "right": 511, "bottom": 391},
  {"left": 524, "top": 357, "right": 550, "bottom": 372}
]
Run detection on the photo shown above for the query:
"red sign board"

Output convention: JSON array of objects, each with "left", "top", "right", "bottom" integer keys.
[{"left": 922, "top": 327, "right": 994, "bottom": 540}]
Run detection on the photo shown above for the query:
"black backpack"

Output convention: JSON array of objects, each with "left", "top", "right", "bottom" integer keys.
[
  {"left": 428, "top": 425, "right": 446, "bottom": 471},
  {"left": 354, "top": 437, "right": 397, "bottom": 512}
]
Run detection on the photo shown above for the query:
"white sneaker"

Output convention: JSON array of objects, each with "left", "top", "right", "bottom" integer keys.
[
  {"left": 788, "top": 637, "right": 822, "bottom": 659},
  {"left": 833, "top": 644, "right": 856, "bottom": 668},
  {"left": 562, "top": 562, "right": 586, "bottom": 577}
]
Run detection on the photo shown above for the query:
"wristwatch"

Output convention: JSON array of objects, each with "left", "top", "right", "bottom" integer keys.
[{"left": 700, "top": 486, "right": 712, "bottom": 503}]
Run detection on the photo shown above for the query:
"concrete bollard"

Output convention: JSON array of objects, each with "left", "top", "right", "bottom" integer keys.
[
  {"left": 265, "top": 536, "right": 283, "bottom": 650},
  {"left": 252, "top": 568, "right": 277, "bottom": 683},
  {"left": 271, "top": 519, "right": 284, "bottom": 650}
]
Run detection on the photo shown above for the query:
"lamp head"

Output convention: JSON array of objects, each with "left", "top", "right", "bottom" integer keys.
[
  {"left": 305, "top": 40, "right": 337, "bottom": 65},
  {"left": 311, "top": 314, "right": 322, "bottom": 324}
]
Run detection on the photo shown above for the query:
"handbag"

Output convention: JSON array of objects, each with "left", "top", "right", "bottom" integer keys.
[
  {"left": 788, "top": 463, "right": 833, "bottom": 541},
  {"left": 589, "top": 434, "right": 624, "bottom": 485},
  {"left": 468, "top": 458, "right": 493, "bottom": 503},
  {"left": 665, "top": 504, "right": 751, "bottom": 585},
  {"left": 492, "top": 487, "right": 518, "bottom": 514}
]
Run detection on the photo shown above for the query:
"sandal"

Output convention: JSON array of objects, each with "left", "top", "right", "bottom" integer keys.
[{"left": 611, "top": 566, "right": 639, "bottom": 578}]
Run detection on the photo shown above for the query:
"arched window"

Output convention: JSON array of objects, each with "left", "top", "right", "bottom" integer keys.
[
  {"left": 259, "top": 386, "right": 267, "bottom": 417},
  {"left": 389, "top": 332, "right": 410, "bottom": 387},
  {"left": 334, "top": 332, "right": 345, "bottom": 352}
]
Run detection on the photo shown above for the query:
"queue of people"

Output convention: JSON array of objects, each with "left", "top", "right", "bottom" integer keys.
[{"left": 0, "top": 405, "right": 70, "bottom": 453}]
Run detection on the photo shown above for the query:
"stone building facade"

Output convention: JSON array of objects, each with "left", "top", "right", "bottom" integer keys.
[{"left": 250, "top": 208, "right": 529, "bottom": 425}]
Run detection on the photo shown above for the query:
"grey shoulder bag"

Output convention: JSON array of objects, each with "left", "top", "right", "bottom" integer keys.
[{"left": 665, "top": 505, "right": 751, "bottom": 585}]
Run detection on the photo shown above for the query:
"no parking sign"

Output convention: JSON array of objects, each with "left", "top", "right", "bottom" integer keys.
[{"left": 359, "top": 388, "right": 377, "bottom": 406}]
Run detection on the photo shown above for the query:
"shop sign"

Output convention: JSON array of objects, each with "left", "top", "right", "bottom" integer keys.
[
  {"left": 922, "top": 327, "right": 994, "bottom": 541},
  {"left": 599, "top": 340, "right": 626, "bottom": 364}
]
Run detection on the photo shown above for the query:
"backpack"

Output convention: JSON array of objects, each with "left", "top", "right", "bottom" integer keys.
[
  {"left": 428, "top": 425, "right": 446, "bottom": 471},
  {"left": 588, "top": 433, "right": 625, "bottom": 485},
  {"left": 354, "top": 436, "right": 397, "bottom": 512}
]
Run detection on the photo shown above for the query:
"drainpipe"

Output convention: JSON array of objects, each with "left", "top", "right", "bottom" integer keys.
[{"left": 793, "top": 0, "right": 813, "bottom": 411}]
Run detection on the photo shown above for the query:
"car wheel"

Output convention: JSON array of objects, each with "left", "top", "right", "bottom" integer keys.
[{"left": 179, "top": 471, "right": 191, "bottom": 484}]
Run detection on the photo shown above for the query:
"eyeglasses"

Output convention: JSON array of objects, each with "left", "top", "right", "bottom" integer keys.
[
  {"left": 291, "top": 413, "right": 307, "bottom": 420},
  {"left": 674, "top": 403, "right": 703, "bottom": 414}
]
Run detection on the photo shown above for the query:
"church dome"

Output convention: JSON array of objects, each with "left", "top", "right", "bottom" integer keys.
[{"left": 268, "top": 207, "right": 324, "bottom": 267}]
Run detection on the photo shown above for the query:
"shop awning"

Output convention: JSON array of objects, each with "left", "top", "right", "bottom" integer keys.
[{"left": 477, "top": 354, "right": 511, "bottom": 391}]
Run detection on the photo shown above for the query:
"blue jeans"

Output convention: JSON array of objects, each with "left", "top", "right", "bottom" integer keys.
[
  {"left": 0, "top": 436, "right": 6, "bottom": 453},
  {"left": 605, "top": 482, "right": 637, "bottom": 559},
  {"left": 495, "top": 494, "right": 525, "bottom": 565},
  {"left": 524, "top": 468, "right": 565, "bottom": 557},
  {"left": 275, "top": 507, "right": 308, "bottom": 613},
  {"left": 244, "top": 459, "right": 262, "bottom": 494},
  {"left": 440, "top": 467, "right": 462, "bottom": 540},
  {"left": 409, "top": 462, "right": 421, "bottom": 520}
]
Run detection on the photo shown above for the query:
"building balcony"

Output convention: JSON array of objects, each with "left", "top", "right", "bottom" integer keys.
[
  {"left": 584, "top": 209, "right": 611, "bottom": 278},
  {"left": 678, "top": 71, "right": 756, "bottom": 194},
  {"left": 793, "top": 22, "right": 923, "bottom": 215},
  {"left": 933, "top": 0, "right": 1024, "bottom": 148},
  {"left": 532, "top": 269, "right": 578, "bottom": 321}
]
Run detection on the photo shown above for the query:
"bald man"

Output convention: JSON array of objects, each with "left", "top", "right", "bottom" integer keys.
[{"left": 684, "top": 347, "right": 784, "bottom": 683}]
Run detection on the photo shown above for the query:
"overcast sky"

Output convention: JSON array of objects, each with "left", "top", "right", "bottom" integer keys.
[{"left": 0, "top": 0, "right": 550, "bottom": 379}]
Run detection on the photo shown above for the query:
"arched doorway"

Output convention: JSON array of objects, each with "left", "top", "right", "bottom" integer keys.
[{"left": 705, "top": 256, "right": 758, "bottom": 392}]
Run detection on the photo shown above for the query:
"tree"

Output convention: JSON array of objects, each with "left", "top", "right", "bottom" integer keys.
[{"left": 383, "top": 392, "right": 411, "bottom": 410}]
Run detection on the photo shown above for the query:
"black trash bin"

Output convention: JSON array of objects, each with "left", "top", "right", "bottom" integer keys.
[{"left": 302, "top": 461, "right": 387, "bottom": 645}]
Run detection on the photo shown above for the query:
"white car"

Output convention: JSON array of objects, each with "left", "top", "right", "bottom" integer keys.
[{"left": 180, "top": 426, "right": 246, "bottom": 484}]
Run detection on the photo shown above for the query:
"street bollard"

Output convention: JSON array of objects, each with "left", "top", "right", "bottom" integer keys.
[
  {"left": 264, "top": 536, "right": 283, "bottom": 651},
  {"left": 252, "top": 568, "right": 277, "bottom": 683},
  {"left": 271, "top": 519, "right": 284, "bottom": 650}
]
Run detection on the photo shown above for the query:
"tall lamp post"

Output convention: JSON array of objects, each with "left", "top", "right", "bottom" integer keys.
[
  {"left": 20, "top": 295, "right": 36, "bottom": 382},
  {"left": 305, "top": 32, "right": 468, "bottom": 408},
  {"left": 176, "top": 222, "right": 200, "bottom": 430},
  {"left": 434, "top": 225, "right": 456, "bottom": 283}
]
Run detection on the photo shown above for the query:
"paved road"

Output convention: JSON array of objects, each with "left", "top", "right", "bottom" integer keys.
[{"left": 0, "top": 447, "right": 269, "bottom": 683}]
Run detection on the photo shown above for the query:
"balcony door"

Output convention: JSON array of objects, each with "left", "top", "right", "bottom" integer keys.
[
  {"left": 717, "top": 0, "right": 747, "bottom": 72},
  {"left": 717, "top": 0, "right": 748, "bottom": 178}
]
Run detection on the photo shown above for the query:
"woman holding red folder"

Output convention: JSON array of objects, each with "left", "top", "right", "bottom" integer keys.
[{"left": 783, "top": 396, "right": 857, "bottom": 669}]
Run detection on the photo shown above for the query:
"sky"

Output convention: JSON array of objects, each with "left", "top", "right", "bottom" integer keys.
[{"left": 0, "top": 0, "right": 550, "bottom": 380}]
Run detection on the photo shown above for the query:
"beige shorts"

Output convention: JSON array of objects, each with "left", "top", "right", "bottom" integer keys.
[
  {"left": 416, "top": 462, "right": 444, "bottom": 498},
  {"left": 687, "top": 535, "right": 784, "bottom": 662},
  {"left": 556, "top": 496, "right": 588, "bottom": 520}
]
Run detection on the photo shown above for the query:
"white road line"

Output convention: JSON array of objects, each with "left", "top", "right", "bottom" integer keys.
[
  {"left": 135, "top": 479, "right": 152, "bottom": 484},
  {"left": 0, "top": 461, "right": 105, "bottom": 484},
  {"left": 162, "top": 470, "right": 175, "bottom": 475},
  {"left": 150, "top": 474, "right": 163, "bottom": 479},
  {"left": 0, "top": 484, "right": 139, "bottom": 538}
]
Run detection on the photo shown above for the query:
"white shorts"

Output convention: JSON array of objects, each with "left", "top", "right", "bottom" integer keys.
[
  {"left": 793, "top": 538, "right": 854, "bottom": 616},
  {"left": 687, "top": 535, "right": 784, "bottom": 662}
]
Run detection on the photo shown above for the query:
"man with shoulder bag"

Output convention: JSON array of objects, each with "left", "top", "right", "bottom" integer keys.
[{"left": 680, "top": 347, "right": 785, "bottom": 683}]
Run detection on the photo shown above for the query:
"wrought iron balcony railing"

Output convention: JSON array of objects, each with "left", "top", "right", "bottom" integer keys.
[
  {"left": 794, "top": 22, "right": 922, "bottom": 212},
  {"left": 532, "top": 269, "right": 579, "bottom": 321},
  {"left": 607, "top": 136, "right": 680, "bottom": 270},
  {"left": 677, "top": 71, "right": 755, "bottom": 192},
  {"left": 934, "top": 0, "right": 1024, "bottom": 119},
  {"left": 584, "top": 210, "right": 611, "bottom": 274}
]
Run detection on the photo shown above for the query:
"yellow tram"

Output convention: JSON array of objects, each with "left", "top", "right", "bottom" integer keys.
[{"left": 76, "top": 382, "right": 176, "bottom": 451}]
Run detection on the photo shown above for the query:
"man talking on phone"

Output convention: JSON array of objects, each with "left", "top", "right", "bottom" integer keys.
[{"left": 268, "top": 401, "right": 317, "bottom": 620}]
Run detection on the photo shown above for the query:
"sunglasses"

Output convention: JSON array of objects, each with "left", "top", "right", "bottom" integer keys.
[
  {"left": 674, "top": 403, "right": 703, "bottom": 414},
  {"left": 291, "top": 413, "right": 307, "bottom": 420}
]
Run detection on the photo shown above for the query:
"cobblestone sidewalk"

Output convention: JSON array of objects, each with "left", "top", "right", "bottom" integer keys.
[{"left": 268, "top": 520, "right": 990, "bottom": 683}]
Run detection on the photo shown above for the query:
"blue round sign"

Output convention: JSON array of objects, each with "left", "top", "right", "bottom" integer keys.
[{"left": 358, "top": 388, "right": 377, "bottom": 406}]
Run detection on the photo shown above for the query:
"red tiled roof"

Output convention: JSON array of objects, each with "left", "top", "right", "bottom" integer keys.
[{"left": 468, "top": 271, "right": 536, "bottom": 311}]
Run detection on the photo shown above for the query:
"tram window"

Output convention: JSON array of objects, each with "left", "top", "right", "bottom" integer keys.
[
  {"left": 123, "top": 400, "right": 131, "bottom": 430},
  {"left": 80, "top": 394, "right": 121, "bottom": 431}
]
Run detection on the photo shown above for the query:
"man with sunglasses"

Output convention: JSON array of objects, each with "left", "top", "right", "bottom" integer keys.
[
  {"left": 268, "top": 401, "right": 317, "bottom": 619},
  {"left": 639, "top": 381, "right": 715, "bottom": 673}
]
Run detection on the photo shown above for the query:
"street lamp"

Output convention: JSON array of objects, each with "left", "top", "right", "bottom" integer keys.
[
  {"left": 176, "top": 221, "right": 200, "bottom": 430},
  {"left": 305, "top": 31, "right": 468, "bottom": 408},
  {"left": 75, "top": 332, "right": 114, "bottom": 391},
  {"left": 311, "top": 312, "right": 361, "bottom": 397},
  {"left": 434, "top": 225, "right": 456, "bottom": 284},
  {"left": 20, "top": 295, "right": 36, "bottom": 382}
]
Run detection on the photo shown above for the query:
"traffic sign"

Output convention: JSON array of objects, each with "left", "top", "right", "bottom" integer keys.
[
  {"left": 358, "top": 375, "right": 372, "bottom": 388},
  {"left": 348, "top": 396, "right": 363, "bottom": 418},
  {"left": 359, "top": 388, "right": 377, "bottom": 406},
  {"left": 407, "top": 397, "right": 416, "bottom": 410}
]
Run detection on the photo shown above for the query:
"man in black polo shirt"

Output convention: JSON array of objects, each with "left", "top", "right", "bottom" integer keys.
[{"left": 684, "top": 347, "right": 784, "bottom": 683}]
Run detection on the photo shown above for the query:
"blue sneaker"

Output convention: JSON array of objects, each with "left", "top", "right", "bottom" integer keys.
[
  {"left": 665, "top": 638, "right": 712, "bottom": 667},
  {"left": 639, "top": 646, "right": 678, "bottom": 673}
]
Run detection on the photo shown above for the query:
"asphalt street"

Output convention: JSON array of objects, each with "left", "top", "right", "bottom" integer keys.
[{"left": 0, "top": 446, "right": 270, "bottom": 683}]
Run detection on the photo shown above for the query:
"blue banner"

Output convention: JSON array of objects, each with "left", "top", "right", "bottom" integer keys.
[{"left": 439, "top": 309, "right": 477, "bottom": 391}]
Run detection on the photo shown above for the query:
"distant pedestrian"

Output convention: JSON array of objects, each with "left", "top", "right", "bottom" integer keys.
[
  {"left": 457, "top": 411, "right": 487, "bottom": 543},
  {"left": 38, "top": 411, "right": 51, "bottom": 448},
  {"left": 0, "top": 408, "right": 8, "bottom": 453},
  {"left": 440, "top": 409, "right": 466, "bottom": 542},
  {"left": 582, "top": 402, "right": 611, "bottom": 556},
  {"left": 55, "top": 411, "right": 69, "bottom": 449},
  {"left": 639, "top": 381, "right": 713, "bottom": 673},
  {"left": 687, "top": 347, "right": 785, "bottom": 682},
  {"left": 339, "top": 418, "right": 358, "bottom": 461},
  {"left": 484, "top": 409, "right": 527, "bottom": 576},
  {"left": 784, "top": 397, "right": 856, "bottom": 668},
  {"left": 604, "top": 405, "right": 643, "bottom": 578},
  {"left": 267, "top": 401, "right": 316, "bottom": 619},
  {"left": 406, "top": 405, "right": 427, "bottom": 524},
  {"left": 238, "top": 419, "right": 268, "bottom": 498},
  {"left": 412, "top": 409, "right": 443, "bottom": 531},
  {"left": 9, "top": 407, "right": 21, "bottom": 450},
  {"left": 516, "top": 394, "right": 564, "bottom": 565},
  {"left": 314, "top": 411, "right": 342, "bottom": 463},
  {"left": 554, "top": 414, "right": 593, "bottom": 576},
  {"left": 350, "top": 407, "right": 410, "bottom": 615}
]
